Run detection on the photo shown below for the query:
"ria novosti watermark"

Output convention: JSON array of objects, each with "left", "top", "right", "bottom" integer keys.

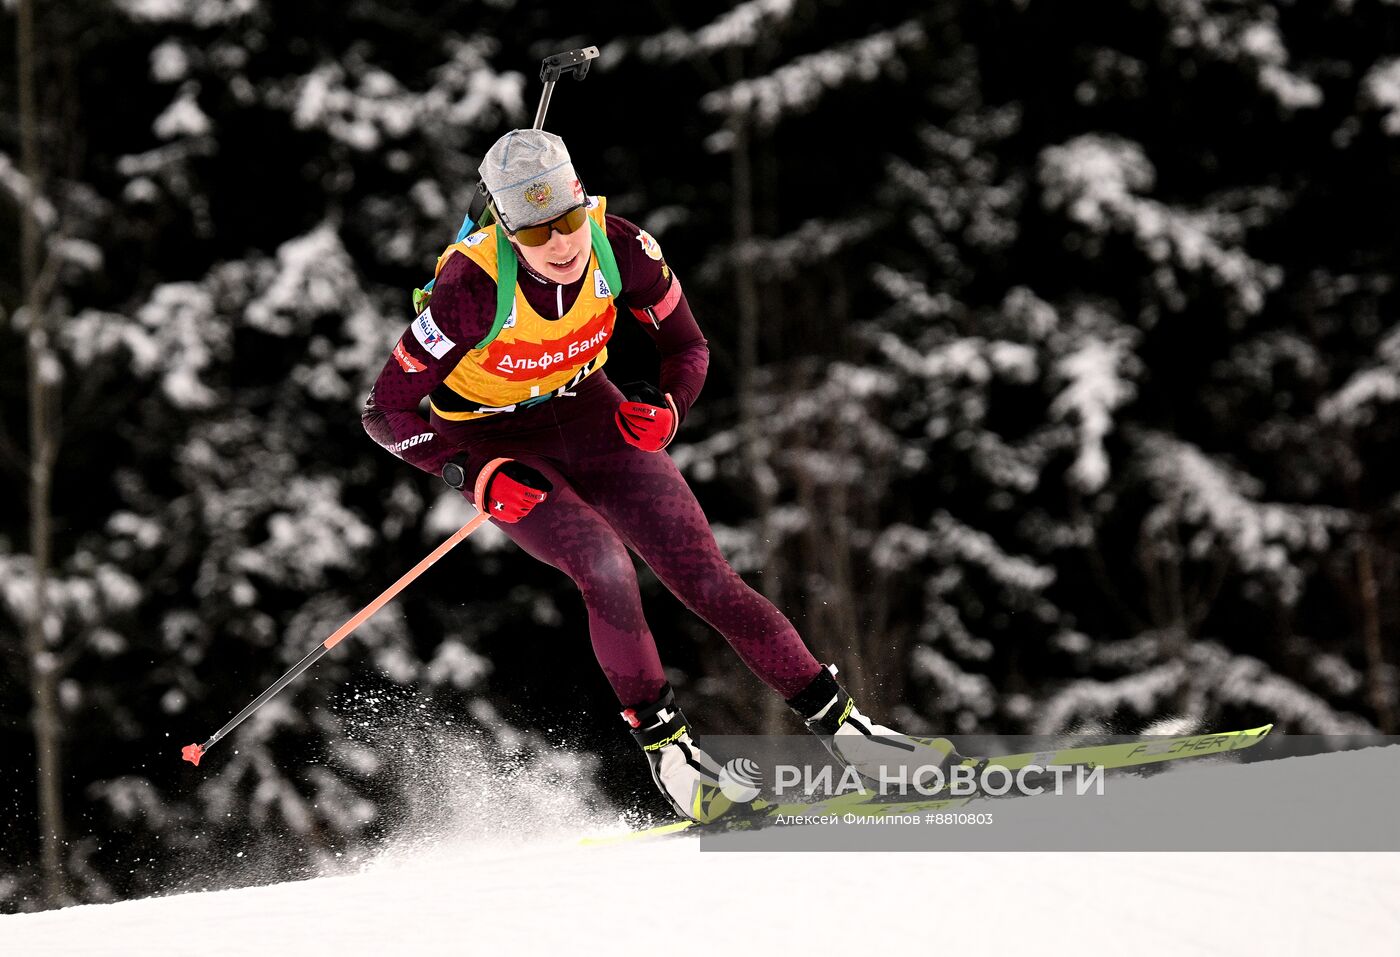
[
  {"left": 718, "top": 756, "right": 1107, "bottom": 803},
  {"left": 698, "top": 734, "right": 1400, "bottom": 851}
]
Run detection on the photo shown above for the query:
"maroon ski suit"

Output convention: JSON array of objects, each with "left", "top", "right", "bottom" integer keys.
[{"left": 362, "top": 213, "right": 821, "bottom": 707}]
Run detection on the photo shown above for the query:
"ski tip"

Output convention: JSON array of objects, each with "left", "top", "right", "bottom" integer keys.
[{"left": 181, "top": 743, "right": 204, "bottom": 767}]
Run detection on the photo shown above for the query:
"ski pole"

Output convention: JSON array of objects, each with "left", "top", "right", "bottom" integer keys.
[{"left": 181, "top": 512, "right": 492, "bottom": 766}]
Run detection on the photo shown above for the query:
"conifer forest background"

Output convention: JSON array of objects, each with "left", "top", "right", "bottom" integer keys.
[{"left": 2, "top": 0, "right": 1398, "bottom": 911}]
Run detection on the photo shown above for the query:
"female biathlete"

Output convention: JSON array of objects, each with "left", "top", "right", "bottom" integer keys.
[{"left": 362, "top": 129, "right": 958, "bottom": 822}]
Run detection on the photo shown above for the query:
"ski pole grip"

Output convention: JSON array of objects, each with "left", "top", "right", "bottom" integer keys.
[{"left": 473, "top": 457, "right": 515, "bottom": 514}]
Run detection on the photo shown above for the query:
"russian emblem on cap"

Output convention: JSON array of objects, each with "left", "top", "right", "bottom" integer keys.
[{"left": 524, "top": 182, "right": 553, "bottom": 208}]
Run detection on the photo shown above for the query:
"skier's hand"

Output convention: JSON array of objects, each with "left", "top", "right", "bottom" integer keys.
[
  {"left": 479, "top": 459, "right": 553, "bottom": 523},
  {"left": 616, "top": 381, "right": 679, "bottom": 453}
]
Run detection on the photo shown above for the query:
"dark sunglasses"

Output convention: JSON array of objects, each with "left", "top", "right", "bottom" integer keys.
[{"left": 498, "top": 203, "right": 589, "bottom": 247}]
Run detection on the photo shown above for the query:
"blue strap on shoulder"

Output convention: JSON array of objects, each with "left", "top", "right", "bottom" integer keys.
[{"left": 418, "top": 212, "right": 483, "bottom": 301}]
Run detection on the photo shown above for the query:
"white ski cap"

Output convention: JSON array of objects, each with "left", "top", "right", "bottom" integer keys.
[{"left": 479, "top": 129, "right": 586, "bottom": 232}]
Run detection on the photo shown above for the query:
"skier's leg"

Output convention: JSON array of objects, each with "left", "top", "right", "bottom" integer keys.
[
  {"left": 563, "top": 413, "right": 822, "bottom": 698},
  {"left": 591, "top": 458, "right": 960, "bottom": 784},
  {"left": 479, "top": 455, "right": 746, "bottom": 821},
  {"left": 469, "top": 452, "right": 670, "bottom": 708},
  {"left": 553, "top": 378, "right": 961, "bottom": 785}
]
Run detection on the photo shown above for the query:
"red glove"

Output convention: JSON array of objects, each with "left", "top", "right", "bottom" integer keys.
[
  {"left": 616, "top": 381, "right": 679, "bottom": 452},
  {"left": 478, "top": 459, "right": 553, "bottom": 523}
]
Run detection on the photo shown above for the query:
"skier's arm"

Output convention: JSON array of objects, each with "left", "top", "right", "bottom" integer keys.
[
  {"left": 607, "top": 215, "right": 709, "bottom": 423},
  {"left": 360, "top": 254, "right": 495, "bottom": 478}
]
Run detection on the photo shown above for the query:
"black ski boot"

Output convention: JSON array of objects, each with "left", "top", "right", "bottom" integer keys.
[
  {"left": 622, "top": 685, "right": 737, "bottom": 824},
  {"left": 786, "top": 664, "right": 965, "bottom": 792}
]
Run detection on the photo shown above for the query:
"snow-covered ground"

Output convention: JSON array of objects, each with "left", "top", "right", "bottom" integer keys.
[{"left": 4, "top": 748, "right": 1398, "bottom": 956}]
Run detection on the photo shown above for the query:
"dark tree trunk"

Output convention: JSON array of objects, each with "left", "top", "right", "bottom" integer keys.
[{"left": 18, "top": 0, "right": 69, "bottom": 907}]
